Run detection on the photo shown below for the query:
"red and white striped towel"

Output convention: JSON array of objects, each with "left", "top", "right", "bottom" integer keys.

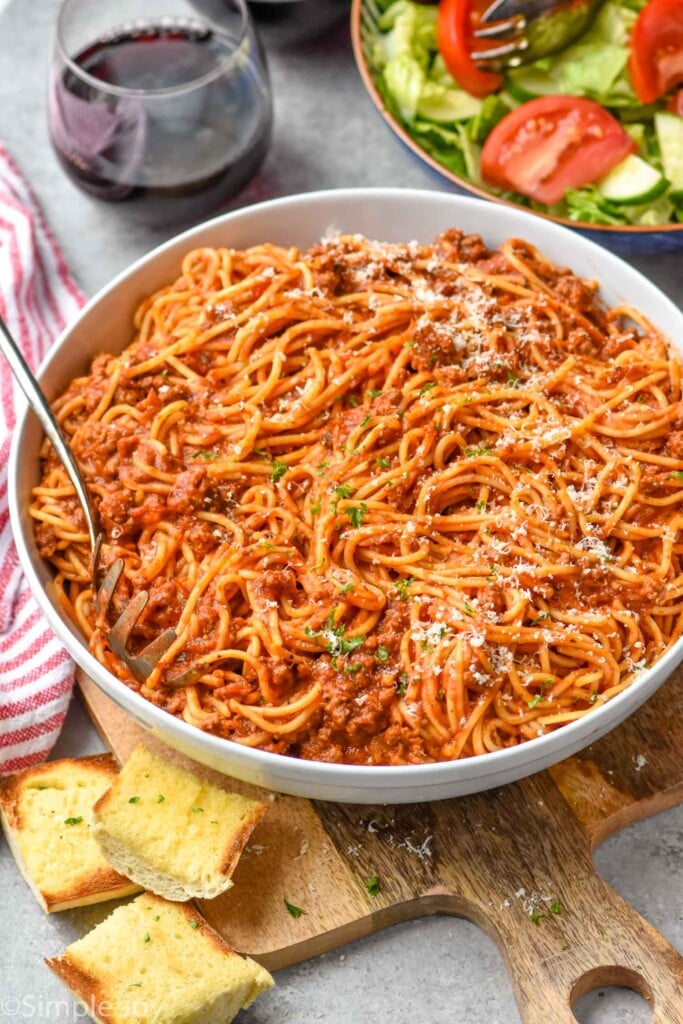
[{"left": 0, "top": 147, "right": 84, "bottom": 774}]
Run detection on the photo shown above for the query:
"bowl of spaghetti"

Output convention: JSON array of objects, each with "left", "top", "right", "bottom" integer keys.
[{"left": 10, "top": 188, "right": 683, "bottom": 803}]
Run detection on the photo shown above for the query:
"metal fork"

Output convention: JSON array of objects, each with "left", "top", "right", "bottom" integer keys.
[
  {"left": 472, "top": 0, "right": 603, "bottom": 69},
  {"left": 0, "top": 314, "right": 177, "bottom": 684}
]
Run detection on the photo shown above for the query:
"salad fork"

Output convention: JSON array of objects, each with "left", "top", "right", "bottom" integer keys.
[
  {"left": 0, "top": 314, "right": 177, "bottom": 684},
  {"left": 473, "top": 0, "right": 603, "bottom": 69}
]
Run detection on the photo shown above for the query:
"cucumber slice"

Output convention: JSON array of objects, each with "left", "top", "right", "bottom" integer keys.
[
  {"left": 655, "top": 112, "right": 683, "bottom": 197},
  {"left": 416, "top": 86, "right": 482, "bottom": 123},
  {"left": 597, "top": 154, "right": 668, "bottom": 205},
  {"left": 506, "top": 67, "right": 557, "bottom": 102}
]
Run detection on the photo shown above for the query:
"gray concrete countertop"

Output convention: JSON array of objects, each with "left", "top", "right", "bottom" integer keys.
[{"left": 0, "top": 2, "right": 681, "bottom": 1022}]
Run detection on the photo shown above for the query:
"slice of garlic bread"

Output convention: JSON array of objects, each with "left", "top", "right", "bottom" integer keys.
[
  {"left": 46, "top": 890, "right": 273, "bottom": 1024},
  {"left": 0, "top": 753, "right": 140, "bottom": 912},
  {"left": 92, "top": 744, "right": 268, "bottom": 900}
]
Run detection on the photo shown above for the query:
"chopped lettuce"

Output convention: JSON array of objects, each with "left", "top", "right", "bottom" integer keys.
[
  {"left": 383, "top": 53, "right": 425, "bottom": 122},
  {"left": 373, "top": 1, "right": 480, "bottom": 124},
  {"left": 368, "top": 0, "right": 680, "bottom": 227},
  {"left": 565, "top": 186, "right": 631, "bottom": 225},
  {"left": 468, "top": 95, "right": 511, "bottom": 145},
  {"left": 372, "top": 1, "right": 437, "bottom": 70}
]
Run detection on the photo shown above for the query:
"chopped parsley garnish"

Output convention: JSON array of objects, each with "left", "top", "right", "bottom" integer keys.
[
  {"left": 156, "top": 795, "right": 165, "bottom": 804},
  {"left": 344, "top": 502, "right": 368, "bottom": 528},
  {"left": 317, "top": 461, "right": 329, "bottom": 475},
  {"left": 529, "top": 912, "right": 543, "bottom": 925},
  {"left": 128, "top": 796, "right": 141, "bottom": 804},
  {"left": 464, "top": 444, "right": 491, "bottom": 458},
  {"left": 507, "top": 373, "right": 520, "bottom": 387},
  {"left": 192, "top": 450, "right": 219, "bottom": 461},
  {"left": 344, "top": 662, "right": 363, "bottom": 675},
  {"left": 396, "top": 674, "right": 409, "bottom": 696},
  {"left": 589, "top": 692, "right": 599, "bottom": 704},
  {"left": 393, "top": 576, "right": 414, "bottom": 601},
  {"left": 671, "top": 471, "right": 683, "bottom": 481},
  {"left": 367, "top": 389, "right": 382, "bottom": 398},
  {"left": 271, "top": 460, "right": 287, "bottom": 483},
  {"left": 463, "top": 601, "right": 475, "bottom": 616},
  {"left": 64, "top": 816, "right": 83, "bottom": 826},
  {"left": 365, "top": 875, "right": 381, "bottom": 897},
  {"left": 190, "top": 920, "right": 200, "bottom": 929},
  {"left": 310, "top": 501, "right": 321, "bottom": 516},
  {"left": 376, "top": 456, "right": 391, "bottom": 469},
  {"left": 334, "top": 483, "right": 355, "bottom": 501},
  {"left": 549, "top": 901, "right": 563, "bottom": 915},
  {"left": 375, "top": 646, "right": 389, "bottom": 663},
  {"left": 348, "top": 394, "right": 360, "bottom": 408},
  {"left": 143, "top": 933, "right": 151, "bottom": 943},
  {"left": 404, "top": 339, "right": 416, "bottom": 349},
  {"left": 160, "top": 369, "right": 169, "bottom": 379},
  {"left": 284, "top": 899, "right": 306, "bottom": 918},
  {"left": 305, "top": 611, "right": 366, "bottom": 658},
  {"left": 527, "top": 694, "right": 543, "bottom": 709},
  {"left": 338, "top": 583, "right": 355, "bottom": 595},
  {"left": 476, "top": 500, "right": 487, "bottom": 511},
  {"left": 192, "top": 807, "right": 204, "bottom": 813},
  {"left": 360, "top": 414, "right": 371, "bottom": 429},
  {"left": 253, "top": 448, "right": 269, "bottom": 458},
  {"left": 129, "top": 983, "right": 143, "bottom": 989},
  {"left": 531, "top": 612, "right": 551, "bottom": 626},
  {"left": 419, "top": 381, "right": 436, "bottom": 397}
]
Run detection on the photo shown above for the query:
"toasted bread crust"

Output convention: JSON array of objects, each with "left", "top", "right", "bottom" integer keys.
[
  {"left": 218, "top": 805, "right": 269, "bottom": 877},
  {"left": 45, "top": 953, "right": 111, "bottom": 1024},
  {"left": 43, "top": 868, "right": 140, "bottom": 912}
]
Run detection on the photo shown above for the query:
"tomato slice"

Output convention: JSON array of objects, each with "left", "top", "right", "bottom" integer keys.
[
  {"left": 437, "top": 0, "right": 503, "bottom": 99},
  {"left": 480, "top": 96, "right": 636, "bottom": 205},
  {"left": 629, "top": 0, "right": 683, "bottom": 104}
]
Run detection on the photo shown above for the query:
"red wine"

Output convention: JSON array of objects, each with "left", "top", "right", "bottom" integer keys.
[{"left": 50, "top": 20, "right": 271, "bottom": 223}]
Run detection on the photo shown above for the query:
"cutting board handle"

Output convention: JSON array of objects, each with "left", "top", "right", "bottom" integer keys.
[{"left": 485, "top": 869, "right": 683, "bottom": 1023}]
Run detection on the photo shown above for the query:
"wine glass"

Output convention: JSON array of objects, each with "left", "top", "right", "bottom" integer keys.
[{"left": 48, "top": 0, "right": 272, "bottom": 225}]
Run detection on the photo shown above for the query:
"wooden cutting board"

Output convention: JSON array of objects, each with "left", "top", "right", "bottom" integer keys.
[{"left": 78, "top": 669, "right": 683, "bottom": 1024}]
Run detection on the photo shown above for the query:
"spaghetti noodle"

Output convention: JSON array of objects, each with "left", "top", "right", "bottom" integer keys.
[{"left": 31, "top": 230, "right": 683, "bottom": 765}]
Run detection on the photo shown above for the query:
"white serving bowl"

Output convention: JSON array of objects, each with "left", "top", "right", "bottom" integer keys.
[{"left": 9, "top": 188, "right": 683, "bottom": 803}]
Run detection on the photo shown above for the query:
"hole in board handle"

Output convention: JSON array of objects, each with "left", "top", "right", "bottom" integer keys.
[{"left": 571, "top": 966, "right": 653, "bottom": 1024}]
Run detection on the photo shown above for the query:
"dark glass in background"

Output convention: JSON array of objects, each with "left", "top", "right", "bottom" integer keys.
[
  {"left": 246, "top": 0, "right": 350, "bottom": 48},
  {"left": 49, "top": 0, "right": 272, "bottom": 225}
]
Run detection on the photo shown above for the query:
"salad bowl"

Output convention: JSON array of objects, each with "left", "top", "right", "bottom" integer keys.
[{"left": 352, "top": 0, "right": 683, "bottom": 251}]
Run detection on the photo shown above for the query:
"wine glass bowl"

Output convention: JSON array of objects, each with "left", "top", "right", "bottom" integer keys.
[{"left": 49, "top": 0, "right": 272, "bottom": 224}]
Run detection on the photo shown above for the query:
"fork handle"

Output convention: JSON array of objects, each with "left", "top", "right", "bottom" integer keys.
[
  {"left": 0, "top": 314, "right": 97, "bottom": 550},
  {"left": 482, "top": 0, "right": 559, "bottom": 21}
]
